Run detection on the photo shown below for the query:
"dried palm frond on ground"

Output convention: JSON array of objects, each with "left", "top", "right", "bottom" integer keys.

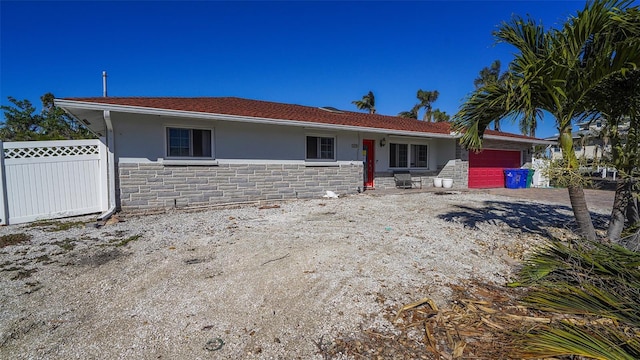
[
  {"left": 324, "top": 240, "right": 640, "bottom": 359},
  {"left": 322, "top": 281, "right": 533, "bottom": 359}
]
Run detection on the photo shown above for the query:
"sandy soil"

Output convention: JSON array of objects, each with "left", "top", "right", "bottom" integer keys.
[{"left": 0, "top": 191, "right": 611, "bottom": 359}]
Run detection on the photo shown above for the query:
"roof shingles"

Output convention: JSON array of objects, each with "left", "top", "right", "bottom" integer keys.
[{"left": 62, "top": 96, "right": 540, "bottom": 141}]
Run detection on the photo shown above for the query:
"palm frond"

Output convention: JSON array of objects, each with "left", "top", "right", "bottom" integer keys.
[
  {"left": 511, "top": 239, "right": 640, "bottom": 359},
  {"left": 518, "top": 322, "right": 640, "bottom": 360},
  {"left": 452, "top": 82, "right": 512, "bottom": 150}
]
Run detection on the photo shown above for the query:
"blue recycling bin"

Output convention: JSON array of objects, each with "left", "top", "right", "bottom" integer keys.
[
  {"left": 517, "top": 169, "right": 529, "bottom": 188},
  {"left": 504, "top": 169, "right": 519, "bottom": 188},
  {"left": 504, "top": 169, "right": 529, "bottom": 189}
]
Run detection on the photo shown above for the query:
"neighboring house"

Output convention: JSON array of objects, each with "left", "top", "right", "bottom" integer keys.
[
  {"left": 546, "top": 118, "right": 630, "bottom": 162},
  {"left": 54, "top": 97, "right": 550, "bottom": 212}
]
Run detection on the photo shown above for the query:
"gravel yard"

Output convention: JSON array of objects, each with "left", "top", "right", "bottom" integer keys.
[{"left": 0, "top": 190, "right": 611, "bottom": 359}]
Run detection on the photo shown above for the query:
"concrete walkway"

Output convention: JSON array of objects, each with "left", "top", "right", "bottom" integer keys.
[
  {"left": 476, "top": 187, "right": 615, "bottom": 212},
  {"left": 364, "top": 186, "right": 616, "bottom": 212}
]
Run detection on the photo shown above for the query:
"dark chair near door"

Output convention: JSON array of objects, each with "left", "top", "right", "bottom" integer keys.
[{"left": 393, "top": 170, "right": 422, "bottom": 189}]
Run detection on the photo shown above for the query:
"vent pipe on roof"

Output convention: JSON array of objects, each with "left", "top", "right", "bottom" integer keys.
[{"left": 102, "top": 71, "right": 108, "bottom": 97}]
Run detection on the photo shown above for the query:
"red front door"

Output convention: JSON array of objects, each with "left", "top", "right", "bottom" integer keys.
[{"left": 363, "top": 139, "right": 375, "bottom": 188}]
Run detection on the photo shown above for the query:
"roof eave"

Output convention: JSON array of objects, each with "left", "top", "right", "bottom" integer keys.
[{"left": 482, "top": 133, "right": 555, "bottom": 145}]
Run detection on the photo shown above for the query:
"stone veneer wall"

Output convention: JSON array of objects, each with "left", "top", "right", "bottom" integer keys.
[
  {"left": 117, "top": 163, "right": 363, "bottom": 211},
  {"left": 436, "top": 159, "right": 469, "bottom": 188}
]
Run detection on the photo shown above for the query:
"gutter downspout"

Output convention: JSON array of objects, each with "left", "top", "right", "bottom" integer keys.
[{"left": 97, "top": 109, "right": 116, "bottom": 220}]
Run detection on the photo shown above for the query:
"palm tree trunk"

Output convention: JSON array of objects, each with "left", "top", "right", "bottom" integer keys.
[
  {"left": 568, "top": 185, "right": 597, "bottom": 240},
  {"left": 626, "top": 184, "right": 639, "bottom": 226},
  {"left": 560, "top": 127, "right": 597, "bottom": 240},
  {"left": 423, "top": 108, "right": 431, "bottom": 122},
  {"left": 617, "top": 186, "right": 640, "bottom": 251},
  {"left": 607, "top": 179, "right": 631, "bottom": 241},
  {"left": 619, "top": 231, "right": 640, "bottom": 252}
]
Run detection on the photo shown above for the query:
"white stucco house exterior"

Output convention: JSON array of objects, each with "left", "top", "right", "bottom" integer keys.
[{"left": 55, "top": 97, "right": 549, "bottom": 212}]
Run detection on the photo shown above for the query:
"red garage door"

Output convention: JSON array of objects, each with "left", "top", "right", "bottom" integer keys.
[{"left": 468, "top": 149, "right": 521, "bottom": 188}]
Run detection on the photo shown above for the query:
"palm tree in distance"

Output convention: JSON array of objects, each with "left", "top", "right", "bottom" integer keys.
[
  {"left": 416, "top": 89, "right": 439, "bottom": 121},
  {"left": 473, "top": 60, "right": 507, "bottom": 131},
  {"left": 432, "top": 109, "right": 451, "bottom": 122},
  {"left": 352, "top": 91, "right": 376, "bottom": 114},
  {"left": 473, "top": 60, "right": 504, "bottom": 88},
  {"left": 398, "top": 104, "right": 420, "bottom": 119}
]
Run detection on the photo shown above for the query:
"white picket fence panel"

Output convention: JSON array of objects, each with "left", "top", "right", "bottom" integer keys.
[{"left": 0, "top": 139, "right": 108, "bottom": 225}]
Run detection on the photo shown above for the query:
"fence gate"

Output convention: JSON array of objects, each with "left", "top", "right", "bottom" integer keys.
[{"left": 0, "top": 139, "right": 108, "bottom": 225}]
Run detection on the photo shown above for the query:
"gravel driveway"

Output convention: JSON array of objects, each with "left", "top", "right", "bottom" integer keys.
[{"left": 0, "top": 191, "right": 611, "bottom": 359}]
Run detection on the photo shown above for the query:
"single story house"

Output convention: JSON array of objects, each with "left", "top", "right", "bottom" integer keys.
[{"left": 54, "top": 97, "right": 550, "bottom": 213}]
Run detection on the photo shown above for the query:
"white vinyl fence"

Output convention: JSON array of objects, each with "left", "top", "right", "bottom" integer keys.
[
  {"left": 531, "top": 157, "right": 551, "bottom": 188},
  {"left": 0, "top": 139, "right": 108, "bottom": 225}
]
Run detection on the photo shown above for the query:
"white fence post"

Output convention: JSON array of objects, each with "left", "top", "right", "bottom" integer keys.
[
  {"left": 98, "top": 137, "right": 109, "bottom": 211},
  {"left": 0, "top": 141, "right": 7, "bottom": 225}
]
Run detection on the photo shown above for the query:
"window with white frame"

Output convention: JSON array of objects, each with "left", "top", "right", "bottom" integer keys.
[
  {"left": 166, "top": 127, "right": 212, "bottom": 158},
  {"left": 306, "top": 135, "right": 335, "bottom": 160},
  {"left": 390, "top": 142, "right": 428, "bottom": 168}
]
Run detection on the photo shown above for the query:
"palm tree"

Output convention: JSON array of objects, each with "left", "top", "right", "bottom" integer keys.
[
  {"left": 432, "top": 109, "right": 450, "bottom": 122},
  {"left": 352, "top": 91, "right": 376, "bottom": 114},
  {"left": 398, "top": 104, "right": 420, "bottom": 119},
  {"left": 416, "top": 89, "right": 439, "bottom": 121},
  {"left": 473, "top": 60, "right": 503, "bottom": 89},
  {"left": 586, "top": 70, "right": 640, "bottom": 245},
  {"left": 473, "top": 60, "right": 507, "bottom": 132},
  {"left": 453, "top": 0, "right": 640, "bottom": 241}
]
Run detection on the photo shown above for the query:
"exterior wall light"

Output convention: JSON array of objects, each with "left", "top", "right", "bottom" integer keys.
[{"left": 380, "top": 138, "right": 386, "bottom": 147}]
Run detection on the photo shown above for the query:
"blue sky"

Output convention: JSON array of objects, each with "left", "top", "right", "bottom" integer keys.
[{"left": 0, "top": 0, "right": 612, "bottom": 138}]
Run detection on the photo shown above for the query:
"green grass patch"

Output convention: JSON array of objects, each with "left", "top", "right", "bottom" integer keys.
[
  {"left": 11, "top": 268, "right": 37, "bottom": 280},
  {"left": 114, "top": 235, "right": 141, "bottom": 247},
  {"left": 2, "top": 266, "right": 22, "bottom": 272},
  {"left": 102, "top": 230, "right": 128, "bottom": 238},
  {"left": 34, "top": 254, "right": 51, "bottom": 263},
  {"left": 27, "top": 220, "right": 86, "bottom": 232},
  {"left": 52, "top": 238, "right": 76, "bottom": 251},
  {"left": 0, "top": 233, "right": 32, "bottom": 248}
]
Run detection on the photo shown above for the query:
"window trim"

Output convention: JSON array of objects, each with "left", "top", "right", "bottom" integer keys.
[
  {"left": 411, "top": 144, "right": 429, "bottom": 168},
  {"left": 164, "top": 125, "right": 215, "bottom": 159},
  {"left": 305, "top": 134, "right": 337, "bottom": 161},
  {"left": 389, "top": 143, "right": 409, "bottom": 168}
]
